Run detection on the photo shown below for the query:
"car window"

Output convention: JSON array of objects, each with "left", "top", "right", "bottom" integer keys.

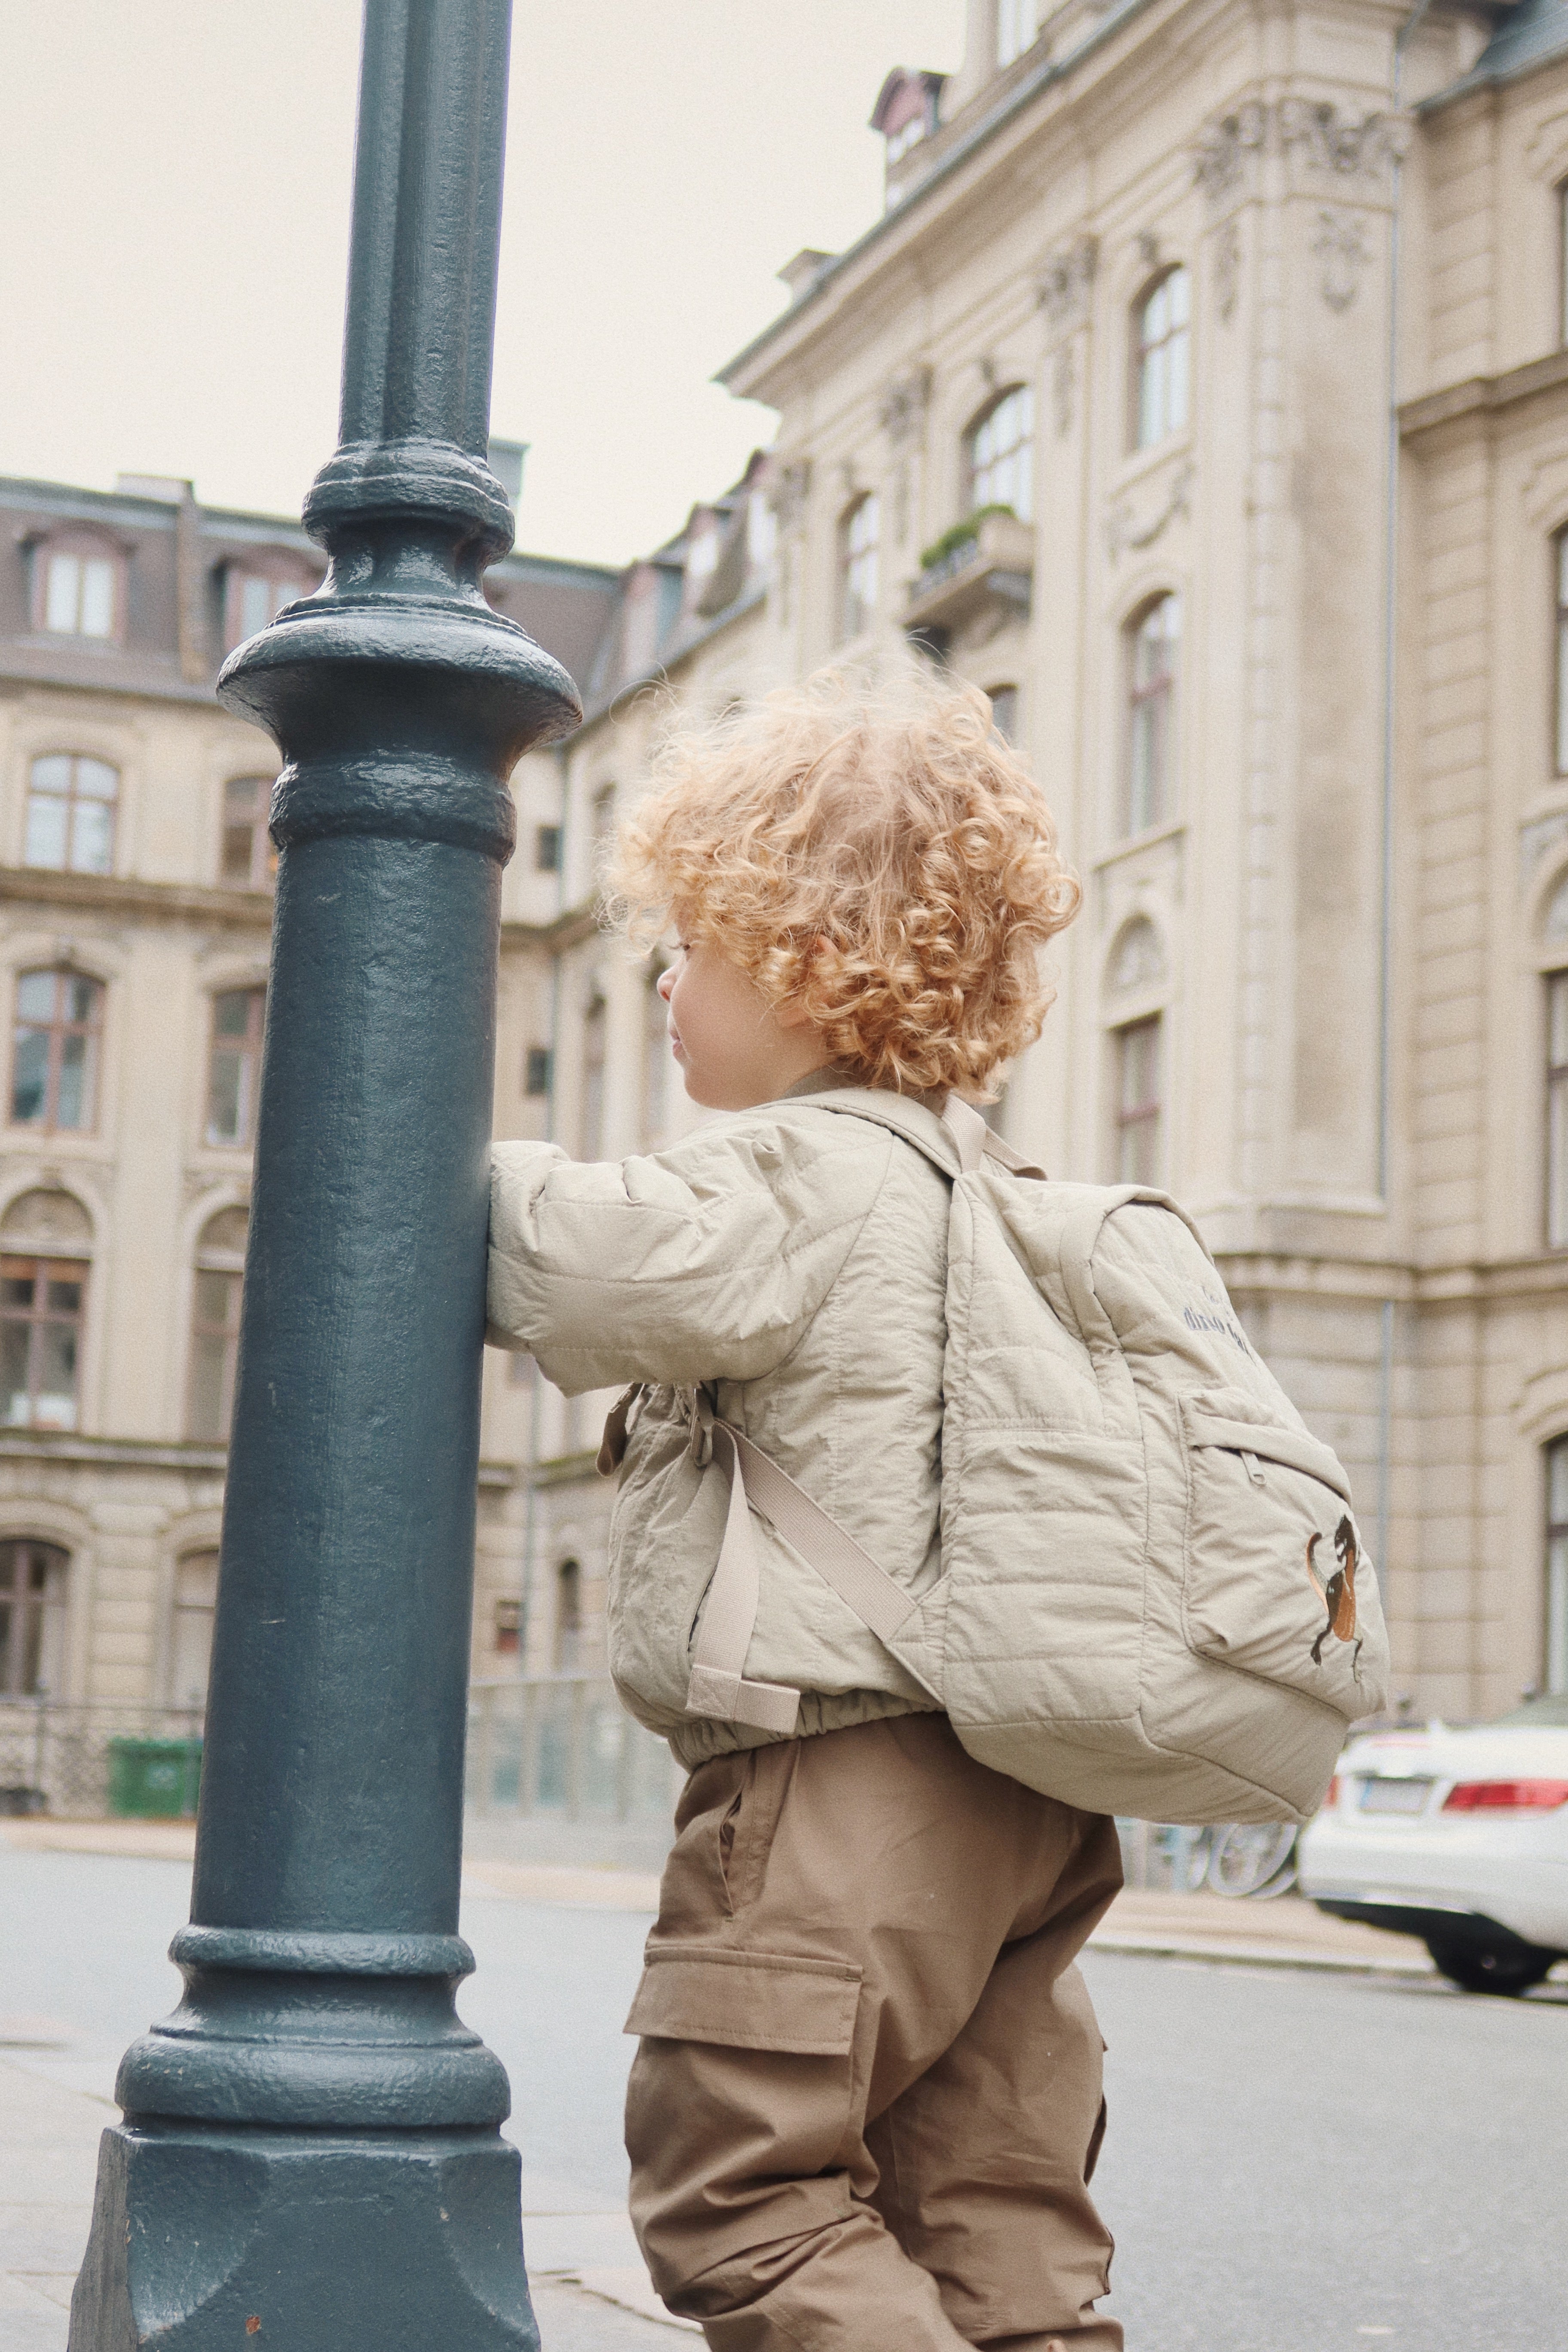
[{"left": 1492, "top": 1694, "right": 1568, "bottom": 1727}]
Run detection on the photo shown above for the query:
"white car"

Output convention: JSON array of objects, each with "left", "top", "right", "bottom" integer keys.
[{"left": 1298, "top": 1693, "right": 1568, "bottom": 1994}]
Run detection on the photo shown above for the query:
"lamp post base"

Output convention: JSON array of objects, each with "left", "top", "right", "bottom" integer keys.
[{"left": 69, "top": 2122, "right": 540, "bottom": 2352}]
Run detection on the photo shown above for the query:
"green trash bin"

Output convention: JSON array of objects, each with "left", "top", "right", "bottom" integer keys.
[{"left": 107, "top": 1737, "right": 202, "bottom": 1819}]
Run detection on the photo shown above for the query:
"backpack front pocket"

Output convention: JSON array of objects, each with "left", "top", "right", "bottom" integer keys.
[{"left": 1178, "top": 1397, "right": 1389, "bottom": 1717}]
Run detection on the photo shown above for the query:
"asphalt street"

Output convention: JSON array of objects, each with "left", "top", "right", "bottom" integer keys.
[{"left": 3, "top": 1847, "right": 1564, "bottom": 2352}]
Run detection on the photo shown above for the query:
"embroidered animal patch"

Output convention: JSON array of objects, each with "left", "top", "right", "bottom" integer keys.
[{"left": 1307, "top": 1517, "right": 1362, "bottom": 1668}]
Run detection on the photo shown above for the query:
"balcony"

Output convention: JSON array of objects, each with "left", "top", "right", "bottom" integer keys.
[{"left": 903, "top": 507, "right": 1035, "bottom": 648}]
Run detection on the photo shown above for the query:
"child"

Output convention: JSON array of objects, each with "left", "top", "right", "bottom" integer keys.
[{"left": 487, "top": 671, "right": 1125, "bottom": 2352}]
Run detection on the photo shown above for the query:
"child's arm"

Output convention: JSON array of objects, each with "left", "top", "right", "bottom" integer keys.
[{"left": 487, "top": 1112, "right": 893, "bottom": 1395}]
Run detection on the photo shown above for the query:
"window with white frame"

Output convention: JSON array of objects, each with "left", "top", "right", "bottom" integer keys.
[
  {"left": 26, "top": 755, "right": 118, "bottom": 876},
  {"left": 207, "top": 989, "right": 266, "bottom": 1148},
  {"left": 168, "top": 1551, "right": 219, "bottom": 1707},
  {"left": 41, "top": 547, "right": 117, "bottom": 639},
  {"left": 1546, "top": 1436, "right": 1568, "bottom": 1694},
  {"left": 220, "top": 777, "right": 277, "bottom": 891},
  {"left": 1555, "top": 531, "right": 1568, "bottom": 776},
  {"left": 187, "top": 1207, "right": 248, "bottom": 1441},
  {"left": 839, "top": 493, "right": 879, "bottom": 640},
  {"left": 1125, "top": 594, "right": 1181, "bottom": 835},
  {"left": 997, "top": 0, "right": 1038, "bottom": 67},
  {"left": 1559, "top": 182, "right": 1568, "bottom": 349},
  {"left": 967, "top": 386, "right": 1033, "bottom": 522},
  {"left": 1133, "top": 267, "right": 1191, "bottom": 451},
  {"left": 11, "top": 970, "right": 103, "bottom": 1133},
  {"left": 1112, "top": 1016, "right": 1163, "bottom": 1184}
]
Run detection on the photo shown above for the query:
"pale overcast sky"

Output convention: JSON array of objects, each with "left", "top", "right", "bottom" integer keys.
[{"left": 0, "top": 2, "right": 965, "bottom": 567}]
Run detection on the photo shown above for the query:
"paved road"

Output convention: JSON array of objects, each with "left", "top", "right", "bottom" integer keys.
[{"left": 3, "top": 1849, "right": 1564, "bottom": 2351}]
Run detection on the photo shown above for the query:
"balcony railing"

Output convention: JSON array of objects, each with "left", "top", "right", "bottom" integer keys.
[{"left": 903, "top": 508, "right": 1035, "bottom": 644}]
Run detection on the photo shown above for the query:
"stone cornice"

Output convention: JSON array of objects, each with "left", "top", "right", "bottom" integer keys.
[
  {"left": 1398, "top": 346, "right": 1568, "bottom": 441},
  {"left": 0, "top": 864, "right": 274, "bottom": 928},
  {"left": 1215, "top": 1246, "right": 1568, "bottom": 1309}
]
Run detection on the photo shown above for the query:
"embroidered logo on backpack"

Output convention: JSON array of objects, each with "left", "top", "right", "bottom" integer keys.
[{"left": 1307, "top": 1518, "right": 1362, "bottom": 1669}]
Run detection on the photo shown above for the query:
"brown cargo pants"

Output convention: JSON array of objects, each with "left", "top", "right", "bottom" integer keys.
[{"left": 624, "top": 1713, "right": 1125, "bottom": 2352}]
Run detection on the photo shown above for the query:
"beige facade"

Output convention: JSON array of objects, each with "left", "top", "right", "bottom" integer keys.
[
  {"left": 0, "top": 463, "right": 614, "bottom": 1738},
  {"left": 14, "top": 0, "right": 1568, "bottom": 1746},
  {"left": 514, "top": 0, "right": 1568, "bottom": 1723}
]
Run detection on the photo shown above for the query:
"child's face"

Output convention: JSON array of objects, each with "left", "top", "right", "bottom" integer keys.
[{"left": 657, "top": 926, "right": 828, "bottom": 1112}]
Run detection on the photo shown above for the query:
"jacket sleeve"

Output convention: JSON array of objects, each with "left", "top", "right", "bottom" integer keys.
[{"left": 486, "top": 1112, "right": 894, "bottom": 1393}]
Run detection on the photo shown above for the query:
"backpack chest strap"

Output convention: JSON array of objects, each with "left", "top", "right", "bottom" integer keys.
[{"left": 684, "top": 1420, "right": 924, "bottom": 1736}]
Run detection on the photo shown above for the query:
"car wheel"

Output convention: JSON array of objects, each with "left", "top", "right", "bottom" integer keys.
[{"left": 1423, "top": 1935, "right": 1557, "bottom": 1996}]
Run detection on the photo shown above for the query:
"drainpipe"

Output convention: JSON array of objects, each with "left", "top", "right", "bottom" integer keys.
[{"left": 1372, "top": 0, "right": 1433, "bottom": 1593}]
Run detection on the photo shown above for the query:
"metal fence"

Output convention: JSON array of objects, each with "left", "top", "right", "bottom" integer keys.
[
  {"left": 465, "top": 1675, "right": 680, "bottom": 1825},
  {"left": 0, "top": 1699, "right": 205, "bottom": 1818}
]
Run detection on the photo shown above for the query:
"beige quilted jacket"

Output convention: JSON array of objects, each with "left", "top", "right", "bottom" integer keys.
[{"left": 486, "top": 1078, "right": 954, "bottom": 1767}]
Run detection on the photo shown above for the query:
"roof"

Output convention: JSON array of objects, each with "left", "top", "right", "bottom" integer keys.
[{"left": 1421, "top": 0, "right": 1568, "bottom": 107}]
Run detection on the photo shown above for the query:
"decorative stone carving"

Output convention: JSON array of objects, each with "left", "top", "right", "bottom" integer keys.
[
  {"left": 769, "top": 460, "right": 811, "bottom": 534},
  {"left": 1051, "top": 344, "right": 1075, "bottom": 438},
  {"left": 1279, "top": 98, "right": 1403, "bottom": 186},
  {"left": 878, "top": 365, "right": 932, "bottom": 449},
  {"left": 1194, "top": 101, "right": 1265, "bottom": 207},
  {"left": 1035, "top": 233, "right": 1098, "bottom": 339},
  {"left": 1106, "top": 461, "right": 1194, "bottom": 561},
  {"left": 1312, "top": 208, "right": 1373, "bottom": 311},
  {"left": 1214, "top": 215, "right": 1241, "bottom": 322},
  {"left": 1035, "top": 234, "right": 1096, "bottom": 438}
]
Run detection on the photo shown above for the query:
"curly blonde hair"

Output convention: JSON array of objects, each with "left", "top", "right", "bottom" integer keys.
[{"left": 606, "top": 668, "right": 1080, "bottom": 1100}]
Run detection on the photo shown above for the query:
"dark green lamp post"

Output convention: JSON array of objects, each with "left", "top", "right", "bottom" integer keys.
[{"left": 69, "top": 4, "right": 579, "bottom": 2346}]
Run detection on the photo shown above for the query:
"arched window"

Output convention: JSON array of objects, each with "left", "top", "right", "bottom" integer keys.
[
  {"left": 839, "top": 493, "right": 879, "bottom": 640},
  {"left": 168, "top": 1550, "right": 219, "bottom": 1707},
  {"left": 188, "top": 1207, "right": 248, "bottom": 1440},
  {"left": 11, "top": 970, "right": 103, "bottom": 1132},
  {"left": 966, "top": 386, "right": 1033, "bottom": 522},
  {"left": 0, "top": 1191, "right": 91, "bottom": 1437},
  {"left": 0, "top": 1541, "right": 68, "bottom": 1694},
  {"left": 1112, "top": 1016, "right": 1163, "bottom": 1184},
  {"left": 554, "top": 1557, "right": 582, "bottom": 1672},
  {"left": 26, "top": 755, "right": 118, "bottom": 875},
  {"left": 207, "top": 989, "right": 266, "bottom": 1147},
  {"left": 1554, "top": 531, "right": 1568, "bottom": 777},
  {"left": 220, "top": 777, "right": 278, "bottom": 890},
  {"left": 1125, "top": 594, "right": 1181, "bottom": 835},
  {"left": 1133, "top": 267, "right": 1191, "bottom": 451}
]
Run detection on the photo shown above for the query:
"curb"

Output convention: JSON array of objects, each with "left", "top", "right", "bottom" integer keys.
[{"left": 1087, "top": 1928, "right": 1432, "bottom": 1976}]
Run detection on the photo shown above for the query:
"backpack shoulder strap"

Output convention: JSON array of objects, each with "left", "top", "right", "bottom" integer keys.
[{"left": 790, "top": 1086, "right": 1046, "bottom": 1182}]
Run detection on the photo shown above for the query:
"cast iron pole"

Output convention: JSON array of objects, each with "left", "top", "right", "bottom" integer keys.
[{"left": 70, "top": 5, "right": 579, "bottom": 2346}]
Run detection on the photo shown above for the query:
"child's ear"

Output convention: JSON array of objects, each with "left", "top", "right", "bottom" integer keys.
[{"left": 775, "top": 939, "right": 829, "bottom": 1031}]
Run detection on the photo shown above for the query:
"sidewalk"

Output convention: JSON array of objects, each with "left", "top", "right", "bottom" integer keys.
[{"left": 1, "top": 1815, "right": 1444, "bottom": 2352}]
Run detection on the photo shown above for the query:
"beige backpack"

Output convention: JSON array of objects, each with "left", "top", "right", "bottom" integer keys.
[{"left": 674, "top": 1090, "right": 1389, "bottom": 1825}]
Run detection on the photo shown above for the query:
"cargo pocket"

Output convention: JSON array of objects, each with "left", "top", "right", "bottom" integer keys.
[
  {"left": 625, "top": 1944, "right": 861, "bottom": 2054},
  {"left": 1179, "top": 1395, "right": 1390, "bottom": 1715}
]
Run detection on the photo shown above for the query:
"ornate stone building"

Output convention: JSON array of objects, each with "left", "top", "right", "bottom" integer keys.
[
  {"left": 515, "top": 0, "right": 1568, "bottom": 1721},
  {"left": 0, "top": 458, "right": 616, "bottom": 1735},
  {"left": 14, "top": 0, "right": 1568, "bottom": 1750}
]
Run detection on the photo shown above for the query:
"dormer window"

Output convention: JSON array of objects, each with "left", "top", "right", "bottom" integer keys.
[
  {"left": 870, "top": 69, "right": 946, "bottom": 202},
  {"left": 222, "top": 555, "right": 320, "bottom": 653},
  {"left": 29, "top": 530, "right": 126, "bottom": 642},
  {"left": 997, "top": 0, "right": 1039, "bottom": 68}
]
